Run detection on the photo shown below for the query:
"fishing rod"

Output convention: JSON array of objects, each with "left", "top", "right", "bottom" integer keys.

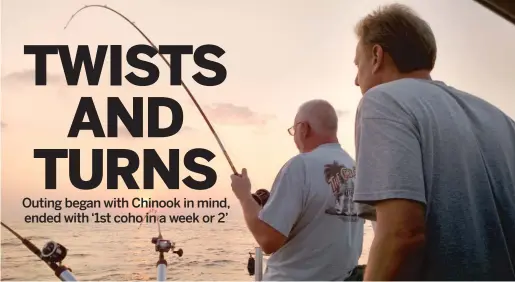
[
  {"left": 64, "top": 4, "right": 238, "bottom": 175},
  {"left": 151, "top": 222, "right": 184, "bottom": 281},
  {"left": 63, "top": 6, "right": 273, "bottom": 279},
  {"left": 138, "top": 208, "right": 184, "bottom": 281},
  {"left": 0, "top": 221, "right": 78, "bottom": 281},
  {"left": 1, "top": 210, "right": 184, "bottom": 281},
  {"left": 64, "top": 5, "right": 274, "bottom": 208}
]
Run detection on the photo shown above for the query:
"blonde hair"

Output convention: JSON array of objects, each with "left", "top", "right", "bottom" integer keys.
[{"left": 355, "top": 3, "right": 437, "bottom": 73}]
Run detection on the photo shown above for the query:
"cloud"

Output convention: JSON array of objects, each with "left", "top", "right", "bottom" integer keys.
[
  {"left": 179, "top": 125, "right": 195, "bottom": 133},
  {"left": 204, "top": 103, "right": 274, "bottom": 126},
  {"left": 2, "top": 69, "right": 63, "bottom": 86},
  {"left": 336, "top": 109, "right": 350, "bottom": 117},
  {"left": 116, "top": 125, "right": 195, "bottom": 139}
]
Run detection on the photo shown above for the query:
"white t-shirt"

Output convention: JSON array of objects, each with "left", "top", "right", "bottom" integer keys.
[{"left": 259, "top": 143, "right": 364, "bottom": 281}]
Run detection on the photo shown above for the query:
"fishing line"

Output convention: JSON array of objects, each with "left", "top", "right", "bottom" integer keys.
[
  {"left": 137, "top": 208, "right": 162, "bottom": 240},
  {"left": 137, "top": 208, "right": 156, "bottom": 230},
  {"left": 64, "top": 4, "right": 238, "bottom": 175}
]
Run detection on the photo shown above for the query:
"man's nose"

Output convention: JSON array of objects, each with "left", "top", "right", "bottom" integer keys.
[{"left": 354, "top": 74, "right": 359, "bottom": 87}]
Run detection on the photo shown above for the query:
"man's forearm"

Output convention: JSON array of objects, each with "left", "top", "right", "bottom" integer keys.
[
  {"left": 364, "top": 233, "right": 425, "bottom": 280},
  {"left": 239, "top": 195, "right": 267, "bottom": 245}
]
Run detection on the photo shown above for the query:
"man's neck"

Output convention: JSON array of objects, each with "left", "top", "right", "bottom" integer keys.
[
  {"left": 390, "top": 70, "right": 432, "bottom": 81},
  {"left": 304, "top": 138, "right": 339, "bottom": 152}
]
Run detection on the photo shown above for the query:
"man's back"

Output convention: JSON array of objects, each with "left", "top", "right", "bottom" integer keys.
[
  {"left": 355, "top": 78, "right": 515, "bottom": 280},
  {"left": 260, "top": 143, "right": 364, "bottom": 281}
]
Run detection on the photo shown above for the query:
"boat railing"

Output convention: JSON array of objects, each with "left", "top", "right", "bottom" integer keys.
[{"left": 254, "top": 247, "right": 264, "bottom": 281}]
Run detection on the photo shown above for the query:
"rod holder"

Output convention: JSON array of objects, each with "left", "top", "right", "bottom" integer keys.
[{"left": 254, "top": 247, "right": 263, "bottom": 281}]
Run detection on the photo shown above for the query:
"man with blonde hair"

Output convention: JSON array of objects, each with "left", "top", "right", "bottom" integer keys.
[
  {"left": 231, "top": 99, "right": 364, "bottom": 281},
  {"left": 351, "top": 3, "right": 515, "bottom": 281}
]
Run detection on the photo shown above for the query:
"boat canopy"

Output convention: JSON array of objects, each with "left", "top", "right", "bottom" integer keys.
[{"left": 474, "top": 0, "right": 515, "bottom": 25}]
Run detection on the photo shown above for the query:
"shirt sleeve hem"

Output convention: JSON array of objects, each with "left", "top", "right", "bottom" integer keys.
[
  {"left": 258, "top": 211, "right": 289, "bottom": 237},
  {"left": 354, "top": 190, "right": 426, "bottom": 205}
]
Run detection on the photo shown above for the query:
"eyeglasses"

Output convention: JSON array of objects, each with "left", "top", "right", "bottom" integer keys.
[{"left": 288, "top": 122, "right": 302, "bottom": 136}]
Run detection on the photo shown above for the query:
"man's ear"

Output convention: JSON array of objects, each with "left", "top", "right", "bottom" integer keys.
[
  {"left": 303, "top": 122, "right": 312, "bottom": 138},
  {"left": 298, "top": 122, "right": 307, "bottom": 139},
  {"left": 371, "top": 44, "right": 384, "bottom": 74}
]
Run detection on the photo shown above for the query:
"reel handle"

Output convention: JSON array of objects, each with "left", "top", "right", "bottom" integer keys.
[{"left": 173, "top": 248, "right": 183, "bottom": 257}]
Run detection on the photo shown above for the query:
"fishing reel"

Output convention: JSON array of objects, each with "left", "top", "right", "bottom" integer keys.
[
  {"left": 41, "top": 241, "right": 67, "bottom": 264},
  {"left": 252, "top": 189, "right": 270, "bottom": 207},
  {"left": 151, "top": 237, "right": 183, "bottom": 257},
  {"left": 247, "top": 252, "right": 255, "bottom": 276}
]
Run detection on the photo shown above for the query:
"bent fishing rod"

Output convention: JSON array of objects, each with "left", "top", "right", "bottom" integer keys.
[
  {"left": 0, "top": 221, "right": 77, "bottom": 281},
  {"left": 64, "top": 4, "right": 238, "bottom": 175}
]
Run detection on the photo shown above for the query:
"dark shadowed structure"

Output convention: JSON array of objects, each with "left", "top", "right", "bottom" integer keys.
[{"left": 474, "top": 0, "right": 515, "bottom": 25}]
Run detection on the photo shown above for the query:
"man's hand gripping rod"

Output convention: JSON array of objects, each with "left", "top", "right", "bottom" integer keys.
[{"left": 1, "top": 221, "right": 78, "bottom": 281}]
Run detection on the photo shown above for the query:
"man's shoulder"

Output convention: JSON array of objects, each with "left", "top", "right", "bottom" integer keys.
[
  {"left": 358, "top": 79, "right": 459, "bottom": 121},
  {"left": 303, "top": 145, "right": 356, "bottom": 171},
  {"left": 362, "top": 78, "right": 481, "bottom": 106},
  {"left": 279, "top": 149, "right": 351, "bottom": 175},
  {"left": 268, "top": 155, "right": 307, "bottom": 191},
  {"left": 370, "top": 77, "right": 435, "bottom": 92},
  {"left": 279, "top": 154, "right": 307, "bottom": 174},
  {"left": 362, "top": 78, "right": 430, "bottom": 105},
  {"left": 358, "top": 79, "right": 414, "bottom": 120}
]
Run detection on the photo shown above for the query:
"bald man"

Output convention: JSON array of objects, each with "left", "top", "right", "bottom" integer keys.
[{"left": 231, "top": 99, "right": 365, "bottom": 281}]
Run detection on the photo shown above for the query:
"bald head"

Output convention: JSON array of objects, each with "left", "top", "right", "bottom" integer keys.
[{"left": 296, "top": 99, "right": 338, "bottom": 136}]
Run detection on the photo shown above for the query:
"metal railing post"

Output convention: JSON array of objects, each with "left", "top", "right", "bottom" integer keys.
[{"left": 254, "top": 247, "right": 263, "bottom": 281}]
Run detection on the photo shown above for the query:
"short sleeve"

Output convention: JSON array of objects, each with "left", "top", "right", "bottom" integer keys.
[
  {"left": 353, "top": 89, "right": 427, "bottom": 206},
  {"left": 258, "top": 156, "right": 305, "bottom": 237}
]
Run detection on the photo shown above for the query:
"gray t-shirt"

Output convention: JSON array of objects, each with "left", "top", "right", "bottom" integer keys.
[
  {"left": 354, "top": 78, "right": 515, "bottom": 280},
  {"left": 259, "top": 143, "right": 364, "bottom": 281}
]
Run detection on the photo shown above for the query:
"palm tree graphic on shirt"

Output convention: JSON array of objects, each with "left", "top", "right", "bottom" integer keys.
[{"left": 324, "top": 161, "right": 357, "bottom": 216}]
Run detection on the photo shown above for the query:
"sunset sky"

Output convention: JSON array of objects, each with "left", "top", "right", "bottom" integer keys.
[{"left": 1, "top": 0, "right": 514, "bottom": 216}]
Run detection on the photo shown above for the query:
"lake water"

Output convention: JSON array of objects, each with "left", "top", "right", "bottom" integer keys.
[{"left": 1, "top": 218, "right": 374, "bottom": 280}]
